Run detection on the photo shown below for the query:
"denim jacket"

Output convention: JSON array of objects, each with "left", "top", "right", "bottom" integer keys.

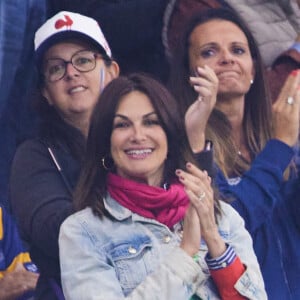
[{"left": 59, "top": 195, "right": 267, "bottom": 300}]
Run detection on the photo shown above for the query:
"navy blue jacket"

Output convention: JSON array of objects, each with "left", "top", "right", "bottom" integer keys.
[{"left": 216, "top": 139, "right": 300, "bottom": 300}]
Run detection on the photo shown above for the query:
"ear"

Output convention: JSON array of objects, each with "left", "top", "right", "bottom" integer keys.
[
  {"left": 107, "top": 61, "right": 120, "bottom": 80},
  {"left": 41, "top": 87, "right": 53, "bottom": 106}
]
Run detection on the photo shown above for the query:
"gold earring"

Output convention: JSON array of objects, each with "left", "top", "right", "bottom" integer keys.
[{"left": 101, "top": 156, "right": 114, "bottom": 170}]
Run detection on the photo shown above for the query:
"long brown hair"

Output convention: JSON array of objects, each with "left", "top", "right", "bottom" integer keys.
[
  {"left": 168, "top": 8, "right": 273, "bottom": 177},
  {"left": 74, "top": 73, "right": 221, "bottom": 216}
]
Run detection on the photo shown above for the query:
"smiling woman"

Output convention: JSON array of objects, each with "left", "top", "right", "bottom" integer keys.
[
  {"left": 110, "top": 91, "right": 168, "bottom": 186},
  {"left": 58, "top": 73, "right": 266, "bottom": 300},
  {"left": 9, "top": 11, "right": 120, "bottom": 300},
  {"left": 41, "top": 42, "right": 112, "bottom": 135}
]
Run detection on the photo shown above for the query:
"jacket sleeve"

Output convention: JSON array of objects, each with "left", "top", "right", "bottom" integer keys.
[
  {"left": 193, "top": 145, "right": 215, "bottom": 178},
  {"left": 9, "top": 140, "right": 74, "bottom": 262},
  {"left": 281, "top": 171, "right": 300, "bottom": 232},
  {"left": 220, "top": 203, "right": 267, "bottom": 300},
  {"left": 0, "top": 206, "right": 35, "bottom": 278},
  {"left": 216, "top": 139, "right": 294, "bottom": 233},
  {"left": 59, "top": 215, "right": 207, "bottom": 300}
]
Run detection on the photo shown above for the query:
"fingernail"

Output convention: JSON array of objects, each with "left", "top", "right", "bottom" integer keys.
[
  {"left": 186, "top": 162, "right": 192, "bottom": 169},
  {"left": 175, "top": 170, "right": 181, "bottom": 175},
  {"left": 291, "top": 70, "right": 299, "bottom": 76},
  {"left": 197, "top": 66, "right": 205, "bottom": 73}
]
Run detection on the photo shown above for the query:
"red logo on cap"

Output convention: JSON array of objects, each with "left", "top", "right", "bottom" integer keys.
[{"left": 55, "top": 15, "right": 73, "bottom": 29}]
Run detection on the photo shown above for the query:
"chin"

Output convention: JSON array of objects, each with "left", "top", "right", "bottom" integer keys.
[{"left": 218, "top": 86, "right": 247, "bottom": 97}]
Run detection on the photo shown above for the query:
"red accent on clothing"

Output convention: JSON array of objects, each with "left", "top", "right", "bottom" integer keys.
[
  {"left": 210, "top": 256, "right": 247, "bottom": 300},
  {"left": 107, "top": 172, "right": 189, "bottom": 228}
]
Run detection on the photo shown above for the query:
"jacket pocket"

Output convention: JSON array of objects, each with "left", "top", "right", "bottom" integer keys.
[{"left": 107, "top": 234, "right": 156, "bottom": 295}]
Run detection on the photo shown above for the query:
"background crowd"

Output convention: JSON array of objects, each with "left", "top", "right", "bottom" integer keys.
[{"left": 0, "top": 1, "right": 300, "bottom": 299}]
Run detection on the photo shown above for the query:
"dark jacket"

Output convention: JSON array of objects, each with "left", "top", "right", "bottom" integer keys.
[{"left": 10, "top": 126, "right": 82, "bottom": 300}]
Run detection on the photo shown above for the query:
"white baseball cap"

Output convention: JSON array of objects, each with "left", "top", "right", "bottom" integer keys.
[{"left": 35, "top": 11, "right": 112, "bottom": 66}]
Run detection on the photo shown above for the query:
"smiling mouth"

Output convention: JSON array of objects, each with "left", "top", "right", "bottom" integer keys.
[
  {"left": 125, "top": 149, "right": 153, "bottom": 159},
  {"left": 69, "top": 86, "right": 86, "bottom": 94}
]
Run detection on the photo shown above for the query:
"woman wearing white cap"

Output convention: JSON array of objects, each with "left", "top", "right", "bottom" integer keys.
[{"left": 9, "top": 11, "right": 119, "bottom": 300}]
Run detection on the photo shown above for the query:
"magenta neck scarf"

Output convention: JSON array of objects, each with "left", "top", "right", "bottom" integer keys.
[{"left": 107, "top": 173, "right": 189, "bottom": 228}]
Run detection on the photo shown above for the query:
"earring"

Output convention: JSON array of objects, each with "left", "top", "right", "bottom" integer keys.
[
  {"left": 250, "top": 79, "right": 254, "bottom": 84},
  {"left": 101, "top": 156, "right": 114, "bottom": 170}
]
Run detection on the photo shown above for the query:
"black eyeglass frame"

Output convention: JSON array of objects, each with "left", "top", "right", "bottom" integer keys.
[{"left": 42, "top": 49, "right": 102, "bottom": 82}]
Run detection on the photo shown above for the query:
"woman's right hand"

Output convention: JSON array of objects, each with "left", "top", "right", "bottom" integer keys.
[
  {"left": 185, "top": 65, "right": 218, "bottom": 152},
  {"left": 272, "top": 69, "right": 300, "bottom": 147}
]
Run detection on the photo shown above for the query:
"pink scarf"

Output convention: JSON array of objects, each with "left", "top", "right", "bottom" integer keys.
[{"left": 107, "top": 173, "right": 189, "bottom": 228}]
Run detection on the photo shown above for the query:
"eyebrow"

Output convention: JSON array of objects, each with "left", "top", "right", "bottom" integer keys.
[
  {"left": 199, "top": 42, "right": 218, "bottom": 48},
  {"left": 199, "top": 41, "right": 248, "bottom": 49},
  {"left": 114, "top": 111, "right": 157, "bottom": 120}
]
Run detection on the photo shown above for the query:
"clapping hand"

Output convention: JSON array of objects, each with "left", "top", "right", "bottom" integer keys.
[
  {"left": 185, "top": 65, "right": 218, "bottom": 152},
  {"left": 273, "top": 69, "right": 300, "bottom": 147},
  {"left": 177, "top": 163, "right": 226, "bottom": 258}
]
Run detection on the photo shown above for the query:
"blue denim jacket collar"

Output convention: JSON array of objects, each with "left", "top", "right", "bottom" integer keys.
[
  {"left": 104, "top": 193, "right": 167, "bottom": 227},
  {"left": 104, "top": 193, "right": 132, "bottom": 221}
]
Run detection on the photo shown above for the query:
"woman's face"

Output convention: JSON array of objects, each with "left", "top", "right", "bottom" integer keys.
[
  {"left": 110, "top": 91, "right": 168, "bottom": 187},
  {"left": 42, "top": 41, "right": 119, "bottom": 127},
  {"left": 188, "top": 20, "right": 254, "bottom": 99}
]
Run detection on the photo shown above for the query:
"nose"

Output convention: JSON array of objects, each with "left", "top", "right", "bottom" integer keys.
[
  {"left": 64, "top": 62, "right": 80, "bottom": 79},
  {"left": 219, "top": 49, "right": 235, "bottom": 65},
  {"left": 130, "top": 124, "right": 146, "bottom": 142}
]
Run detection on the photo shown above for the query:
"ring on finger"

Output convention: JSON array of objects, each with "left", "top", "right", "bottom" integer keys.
[
  {"left": 197, "top": 191, "right": 206, "bottom": 201},
  {"left": 287, "top": 96, "right": 294, "bottom": 105}
]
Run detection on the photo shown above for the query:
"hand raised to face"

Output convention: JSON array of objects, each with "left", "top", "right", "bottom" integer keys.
[{"left": 186, "top": 65, "right": 218, "bottom": 152}]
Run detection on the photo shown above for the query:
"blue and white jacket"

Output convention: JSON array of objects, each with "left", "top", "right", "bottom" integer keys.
[{"left": 59, "top": 195, "right": 266, "bottom": 300}]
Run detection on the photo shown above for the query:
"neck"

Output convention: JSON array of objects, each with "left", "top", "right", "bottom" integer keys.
[
  {"left": 216, "top": 95, "right": 250, "bottom": 159},
  {"left": 118, "top": 171, "right": 164, "bottom": 188},
  {"left": 216, "top": 95, "right": 244, "bottom": 130},
  {"left": 63, "top": 113, "right": 90, "bottom": 137}
]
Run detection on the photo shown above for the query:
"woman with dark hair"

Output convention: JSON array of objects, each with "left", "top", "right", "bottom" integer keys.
[
  {"left": 59, "top": 73, "right": 266, "bottom": 300},
  {"left": 168, "top": 7, "right": 300, "bottom": 299},
  {"left": 9, "top": 11, "right": 119, "bottom": 300}
]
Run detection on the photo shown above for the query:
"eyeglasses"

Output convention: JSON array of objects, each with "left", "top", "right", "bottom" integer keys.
[{"left": 43, "top": 50, "right": 101, "bottom": 82}]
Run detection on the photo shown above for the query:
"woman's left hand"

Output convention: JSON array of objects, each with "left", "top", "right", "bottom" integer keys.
[
  {"left": 272, "top": 69, "right": 300, "bottom": 147},
  {"left": 176, "top": 162, "right": 226, "bottom": 258}
]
